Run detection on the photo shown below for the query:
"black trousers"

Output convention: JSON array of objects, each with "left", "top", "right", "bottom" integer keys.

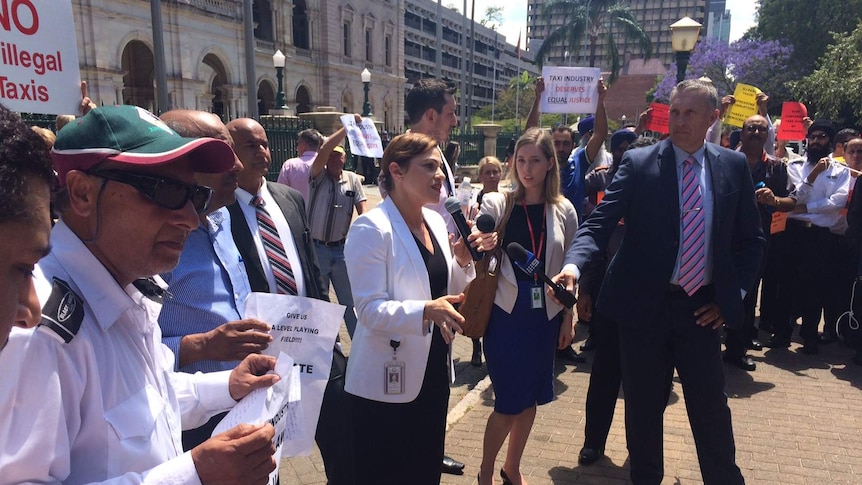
[
  {"left": 618, "top": 286, "right": 743, "bottom": 485},
  {"left": 824, "top": 233, "right": 855, "bottom": 338},
  {"left": 582, "top": 312, "right": 621, "bottom": 452}
]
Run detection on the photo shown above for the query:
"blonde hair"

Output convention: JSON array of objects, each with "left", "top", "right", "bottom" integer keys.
[
  {"left": 477, "top": 156, "right": 503, "bottom": 177},
  {"left": 31, "top": 126, "right": 56, "bottom": 148},
  {"left": 379, "top": 132, "right": 438, "bottom": 192},
  {"left": 510, "top": 128, "right": 562, "bottom": 204}
]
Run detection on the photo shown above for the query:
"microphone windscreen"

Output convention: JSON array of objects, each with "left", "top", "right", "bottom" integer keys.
[
  {"left": 506, "top": 242, "right": 530, "bottom": 264},
  {"left": 444, "top": 197, "right": 461, "bottom": 215},
  {"left": 475, "top": 213, "right": 496, "bottom": 233}
]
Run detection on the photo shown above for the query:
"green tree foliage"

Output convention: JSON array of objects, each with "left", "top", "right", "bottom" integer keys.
[
  {"left": 790, "top": 22, "right": 862, "bottom": 128},
  {"left": 480, "top": 6, "right": 504, "bottom": 29},
  {"left": 534, "top": 0, "right": 651, "bottom": 83},
  {"left": 754, "top": 0, "right": 862, "bottom": 73}
]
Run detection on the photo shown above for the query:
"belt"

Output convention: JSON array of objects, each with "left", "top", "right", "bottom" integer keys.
[
  {"left": 787, "top": 219, "right": 814, "bottom": 229},
  {"left": 667, "top": 283, "right": 714, "bottom": 295},
  {"left": 313, "top": 238, "right": 345, "bottom": 247}
]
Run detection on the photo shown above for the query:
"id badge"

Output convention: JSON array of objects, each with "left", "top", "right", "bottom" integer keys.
[
  {"left": 531, "top": 285, "right": 544, "bottom": 309},
  {"left": 384, "top": 361, "right": 405, "bottom": 394}
]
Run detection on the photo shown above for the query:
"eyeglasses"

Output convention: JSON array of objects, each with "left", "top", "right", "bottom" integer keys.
[
  {"left": 89, "top": 169, "right": 213, "bottom": 214},
  {"left": 744, "top": 125, "right": 768, "bottom": 134},
  {"left": 807, "top": 132, "right": 830, "bottom": 142}
]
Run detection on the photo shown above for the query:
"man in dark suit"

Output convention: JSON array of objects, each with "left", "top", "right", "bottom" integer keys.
[
  {"left": 552, "top": 79, "right": 764, "bottom": 485},
  {"left": 225, "top": 118, "right": 354, "bottom": 485}
]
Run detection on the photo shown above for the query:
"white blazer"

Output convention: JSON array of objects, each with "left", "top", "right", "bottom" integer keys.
[
  {"left": 344, "top": 197, "right": 474, "bottom": 403},
  {"left": 479, "top": 192, "right": 579, "bottom": 321}
]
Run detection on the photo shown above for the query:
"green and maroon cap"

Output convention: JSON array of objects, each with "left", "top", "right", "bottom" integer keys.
[{"left": 52, "top": 105, "right": 234, "bottom": 185}]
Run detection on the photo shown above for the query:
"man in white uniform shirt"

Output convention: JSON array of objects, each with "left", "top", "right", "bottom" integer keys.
[{"left": 0, "top": 106, "right": 279, "bottom": 485}]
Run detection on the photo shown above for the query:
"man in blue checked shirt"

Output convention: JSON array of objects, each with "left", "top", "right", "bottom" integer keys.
[{"left": 159, "top": 110, "right": 273, "bottom": 450}]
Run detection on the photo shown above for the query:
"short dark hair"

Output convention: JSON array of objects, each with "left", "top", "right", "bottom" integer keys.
[
  {"left": 405, "top": 78, "right": 456, "bottom": 125},
  {"left": 379, "top": 132, "right": 438, "bottom": 192},
  {"left": 551, "top": 123, "right": 574, "bottom": 142},
  {"left": 298, "top": 129, "right": 322, "bottom": 151},
  {"left": 0, "top": 103, "right": 55, "bottom": 223},
  {"left": 836, "top": 128, "right": 862, "bottom": 145},
  {"left": 627, "top": 136, "right": 658, "bottom": 150}
]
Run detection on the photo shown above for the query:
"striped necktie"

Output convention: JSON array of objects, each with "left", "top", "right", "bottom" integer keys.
[
  {"left": 251, "top": 195, "right": 298, "bottom": 295},
  {"left": 679, "top": 156, "right": 705, "bottom": 296}
]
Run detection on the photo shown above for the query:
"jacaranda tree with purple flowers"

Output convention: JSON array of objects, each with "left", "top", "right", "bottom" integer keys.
[{"left": 651, "top": 37, "right": 796, "bottom": 115}]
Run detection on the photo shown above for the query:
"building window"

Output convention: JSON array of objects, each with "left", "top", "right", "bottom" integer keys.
[
  {"left": 385, "top": 35, "right": 392, "bottom": 66},
  {"left": 366, "top": 29, "right": 373, "bottom": 62},
  {"left": 343, "top": 22, "right": 352, "bottom": 57},
  {"left": 293, "top": 0, "right": 309, "bottom": 49}
]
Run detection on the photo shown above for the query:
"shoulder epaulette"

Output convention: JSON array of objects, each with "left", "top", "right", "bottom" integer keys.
[
  {"left": 133, "top": 277, "right": 170, "bottom": 304},
  {"left": 38, "top": 278, "right": 84, "bottom": 343}
]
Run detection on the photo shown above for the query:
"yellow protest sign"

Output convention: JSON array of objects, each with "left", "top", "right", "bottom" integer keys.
[{"left": 725, "top": 83, "right": 761, "bottom": 128}]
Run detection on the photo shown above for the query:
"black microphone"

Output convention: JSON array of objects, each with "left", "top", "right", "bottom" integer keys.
[
  {"left": 506, "top": 242, "right": 577, "bottom": 308},
  {"left": 475, "top": 213, "right": 496, "bottom": 234},
  {"left": 445, "top": 197, "right": 484, "bottom": 261}
]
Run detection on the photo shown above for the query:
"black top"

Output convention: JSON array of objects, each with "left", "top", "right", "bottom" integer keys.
[
  {"left": 504, "top": 202, "right": 547, "bottom": 282},
  {"left": 413, "top": 222, "right": 448, "bottom": 299}
]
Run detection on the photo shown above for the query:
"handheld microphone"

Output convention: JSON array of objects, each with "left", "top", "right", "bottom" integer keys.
[
  {"left": 506, "top": 242, "right": 577, "bottom": 308},
  {"left": 445, "top": 197, "right": 485, "bottom": 261},
  {"left": 475, "top": 213, "right": 496, "bottom": 233}
]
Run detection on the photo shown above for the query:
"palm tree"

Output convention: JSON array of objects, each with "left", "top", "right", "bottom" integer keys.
[{"left": 535, "top": 0, "right": 652, "bottom": 83}]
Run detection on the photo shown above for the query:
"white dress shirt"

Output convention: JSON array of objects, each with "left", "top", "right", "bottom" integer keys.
[
  {"left": 787, "top": 158, "right": 850, "bottom": 229},
  {"left": 235, "top": 180, "right": 307, "bottom": 296},
  {"left": 0, "top": 221, "right": 237, "bottom": 485}
]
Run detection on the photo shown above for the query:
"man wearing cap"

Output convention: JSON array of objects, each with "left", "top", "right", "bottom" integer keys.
[
  {"left": 0, "top": 105, "right": 280, "bottom": 484},
  {"left": 226, "top": 117, "right": 356, "bottom": 485},
  {"left": 308, "top": 124, "right": 367, "bottom": 338},
  {"left": 277, "top": 128, "right": 323, "bottom": 201},
  {"left": 767, "top": 119, "right": 850, "bottom": 354},
  {"left": 156, "top": 110, "right": 275, "bottom": 450},
  {"left": 0, "top": 103, "right": 53, "bottom": 354}
]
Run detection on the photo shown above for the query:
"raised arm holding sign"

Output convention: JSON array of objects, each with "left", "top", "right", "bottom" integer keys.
[{"left": 539, "top": 67, "right": 601, "bottom": 114}]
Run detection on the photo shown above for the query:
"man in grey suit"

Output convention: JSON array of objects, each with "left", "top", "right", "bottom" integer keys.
[
  {"left": 552, "top": 79, "right": 764, "bottom": 485},
  {"left": 225, "top": 118, "right": 355, "bottom": 485}
]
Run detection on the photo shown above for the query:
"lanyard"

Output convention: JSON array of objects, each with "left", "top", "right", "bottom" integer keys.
[{"left": 521, "top": 199, "right": 547, "bottom": 262}]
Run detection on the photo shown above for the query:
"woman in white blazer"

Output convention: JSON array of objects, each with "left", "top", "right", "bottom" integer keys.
[
  {"left": 344, "top": 133, "right": 484, "bottom": 484},
  {"left": 476, "top": 128, "right": 578, "bottom": 485}
]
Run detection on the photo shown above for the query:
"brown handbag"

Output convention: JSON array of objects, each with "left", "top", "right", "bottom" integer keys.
[{"left": 458, "top": 193, "right": 513, "bottom": 338}]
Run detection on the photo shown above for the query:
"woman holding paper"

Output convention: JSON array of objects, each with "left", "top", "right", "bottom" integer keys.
[{"left": 344, "top": 132, "right": 493, "bottom": 484}]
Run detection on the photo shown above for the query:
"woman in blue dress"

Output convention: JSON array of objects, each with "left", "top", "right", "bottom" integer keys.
[{"left": 477, "top": 128, "right": 578, "bottom": 485}]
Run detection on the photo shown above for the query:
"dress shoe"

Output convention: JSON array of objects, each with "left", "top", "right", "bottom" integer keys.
[
  {"left": 441, "top": 455, "right": 465, "bottom": 475},
  {"left": 500, "top": 469, "right": 514, "bottom": 485},
  {"left": 748, "top": 339, "right": 763, "bottom": 351},
  {"left": 801, "top": 340, "right": 820, "bottom": 355},
  {"left": 765, "top": 336, "right": 790, "bottom": 349},
  {"left": 723, "top": 353, "right": 756, "bottom": 371},
  {"left": 557, "top": 345, "right": 586, "bottom": 364},
  {"left": 578, "top": 447, "right": 604, "bottom": 465},
  {"left": 580, "top": 336, "right": 597, "bottom": 352},
  {"left": 471, "top": 339, "right": 483, "bottom": 367}
]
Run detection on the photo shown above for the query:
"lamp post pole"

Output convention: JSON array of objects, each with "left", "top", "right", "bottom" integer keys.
[
  {"left": 272, "top": 50, "right": 288, "bottom": 112},
  {"left": 670, "top": 17, "right": 702, "bottom": 84},
  {"left": 361, "top": 68, "right": 373, "bottom": 117}
]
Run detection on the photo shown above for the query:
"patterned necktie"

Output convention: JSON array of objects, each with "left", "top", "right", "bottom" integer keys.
[
  {"left": 251, "top": 195, "right": 298, "bottom": 295},
  {"left": 679, "top": 156, "right": 705, "bottom": 296}
]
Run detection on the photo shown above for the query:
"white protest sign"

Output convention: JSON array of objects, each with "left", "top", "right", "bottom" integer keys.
[
  {"left": 244, "top": 292, "right": 344, "bottom": 456},
  {"left": 539, "top": 67, "right": 601, "bottom": 114},
  {"left": 341, "top": 114, "right": 384, "bottom": 158},
  {"left": 213, "top": 352, "right": 303, "bottom": 485},
  {"left": 0, "top": 0, "right": 81, "bottom": 114}
]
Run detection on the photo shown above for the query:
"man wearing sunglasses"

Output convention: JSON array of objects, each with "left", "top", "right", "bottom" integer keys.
[
  {"left": 0, "top": 105, "right": 280, "bottom": 484},
  {"left": 768, "top": 119, "right": 851, "bottom": 354}
]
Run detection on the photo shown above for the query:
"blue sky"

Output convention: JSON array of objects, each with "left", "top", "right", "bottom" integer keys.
[{"left": 472, "top": 0, "right": 757, "bottom": 49}]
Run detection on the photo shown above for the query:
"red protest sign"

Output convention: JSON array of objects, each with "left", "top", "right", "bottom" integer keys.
[
  {"left": 644, "top": 102, "right": 669, "bottom": 134},
  {"left": 777, "top": 102, "right": 808, "bottom": 141}
]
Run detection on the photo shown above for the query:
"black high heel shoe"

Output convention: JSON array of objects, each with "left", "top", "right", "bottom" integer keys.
[{"left": 500, "top": 469, "right": 514, "bottom": 485}]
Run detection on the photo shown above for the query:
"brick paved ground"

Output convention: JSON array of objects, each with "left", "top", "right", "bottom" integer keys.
[{"left": 279, "top": 185, "right": 862, "bottom": 484}]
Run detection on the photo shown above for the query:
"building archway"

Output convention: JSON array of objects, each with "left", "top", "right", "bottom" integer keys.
[
  {"left": 202, "top": 54, "right": 229, "bottom": 118},
  {"left": 296, "top": 85, "right": 312, "bottom": 114},
  {"left": 341, "top": 91, "right": 354, "bottom": 114},
  {"left": 121, "top": 40, "right": 155, "bottom": 110},
  {"left": 258, "top": 80, "right": 275, "bottom": 115}
]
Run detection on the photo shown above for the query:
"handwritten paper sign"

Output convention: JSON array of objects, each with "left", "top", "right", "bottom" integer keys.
[
  {"left": 213, "top": 352, "right": 302, "bottom": 485},
  {"left": 725, "top": 83, "right": 761, "bottom": 128},
  {"left": 342, "top": 115, "right": 384, "bottom": 158},
  {"left": 0, "top": 0, "right": 82, "bottom": 114},
  {"left": 770, "top": 211, "right": 788, "bottom": 234},
  {"left": 539, "top": 67, "right": 601, "bottom": 114},
  {"left": 777, "top": 101, "right": 808, "bottom": 141},
  {"left": 244, "top": 293, "right": 344, "bottom": 456},
  {"left": 644, "top": 102, "right": 670, "bottom": 134}
]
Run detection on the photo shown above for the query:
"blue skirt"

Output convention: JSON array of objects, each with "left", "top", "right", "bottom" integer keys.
[{"left": 484, "top": 279, "right": 562, "bottom": 415}]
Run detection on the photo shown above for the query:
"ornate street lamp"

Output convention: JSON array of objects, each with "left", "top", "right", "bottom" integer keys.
[
  {"left": 670, "top": 17, "right": 702, "bottom": 83},
  {"left": 272, "top": 49, "right": 288, "bottom": 111},
  {"left": 361, "top": 68, "right": 373, "bottom": 117}
]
